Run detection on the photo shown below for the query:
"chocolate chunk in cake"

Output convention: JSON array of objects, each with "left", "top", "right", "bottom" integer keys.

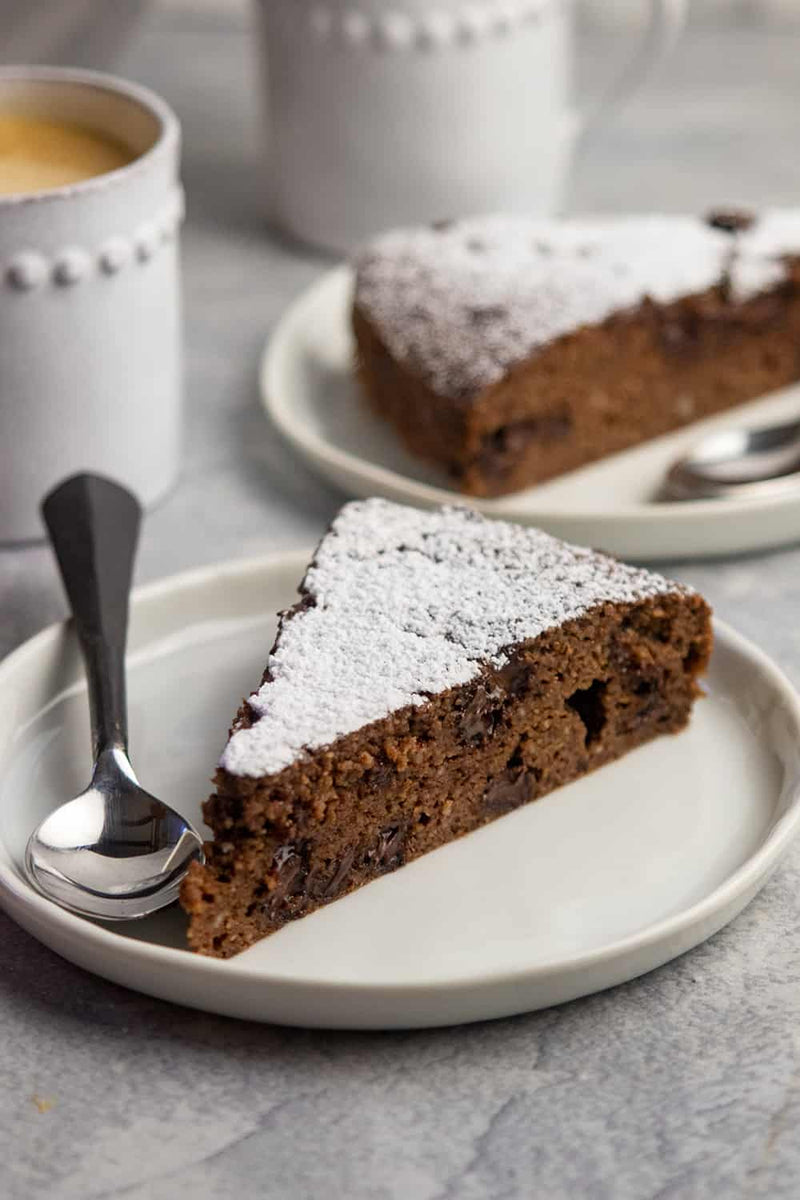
[
  {"left": 353, "top": 210, "right": 800, "bottom": 496},
  {"left": 706, "top": 208, "right": 756, "bottom": 234},
  {"left": 181, "top": 499, "right": 712, "bottom": 958}
]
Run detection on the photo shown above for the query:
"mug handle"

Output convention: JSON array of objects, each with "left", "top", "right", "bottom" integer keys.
[{"left": 576, "top": 0, "right": 688, "bottom": 146}]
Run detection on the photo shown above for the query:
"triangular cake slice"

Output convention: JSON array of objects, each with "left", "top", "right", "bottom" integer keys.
[
  {"left": 353, "top": 210, "right": 800, "bottom": 496},
  {"left": 181, "top": 500, "right": 711, "bottom": 957}
]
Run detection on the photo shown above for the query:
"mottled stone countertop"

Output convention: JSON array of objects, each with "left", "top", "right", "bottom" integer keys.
[{"left": 3, "top": 9, "right": 800, "bottom": 1199}]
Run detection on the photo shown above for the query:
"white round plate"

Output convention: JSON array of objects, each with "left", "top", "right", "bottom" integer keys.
[
  {"left": 262, "top": 266, "right": 800, "bottom": 561},
  {"left": 1, "top": 552, "right": 799, "bottom": 1030}
]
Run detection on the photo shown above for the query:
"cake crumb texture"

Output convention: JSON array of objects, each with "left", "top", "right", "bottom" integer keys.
[
  {"left": 353, "top": 210, "right": 800, "bottom": 496},
  {"left": 182, "top": 502, "right": 712, "bottom": 958},
  {"left": 222, "top": 500, "right": 687, "bottom": 779}
]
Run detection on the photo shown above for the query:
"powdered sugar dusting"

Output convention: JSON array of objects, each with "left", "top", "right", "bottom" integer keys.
[
  {"left": 354, "top": 211, "right": 800, "bottom": 399},
  {"left": 732, "top": 208, "right": 800, "bottom": 299},
  {"left": 739, "top": 208, "right": 800, "bottom": 258},
  {"left": 221, "top": 500, "right": 690, "bottom": 778}
]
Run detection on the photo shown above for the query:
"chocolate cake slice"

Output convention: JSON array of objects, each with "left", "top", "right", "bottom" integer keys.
[
  {"left": 353, "top": 209, "right": 800, "bottom": 496},
  {"left": 181, "top": 500, "right": 712, "bottom": 958}
]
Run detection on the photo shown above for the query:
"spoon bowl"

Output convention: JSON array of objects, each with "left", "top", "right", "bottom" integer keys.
[
  {"left": 662, "top": 416, "right": 800, "bottom": 501},
  {"left": 26, "top": 749, "right": 203, "bottom": 920}
]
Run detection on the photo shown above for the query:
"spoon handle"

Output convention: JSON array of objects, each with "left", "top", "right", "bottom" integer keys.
[{"left": 42, "top": 474, "right": 142, "bottom": 759}]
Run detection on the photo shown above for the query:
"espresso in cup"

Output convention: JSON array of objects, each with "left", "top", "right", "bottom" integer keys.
[
  {"left": 0, "top": 67, "right": 184, "bottom": 543},
  {"left": 0, "top": 112, "right": 134, "bottom": 195}
]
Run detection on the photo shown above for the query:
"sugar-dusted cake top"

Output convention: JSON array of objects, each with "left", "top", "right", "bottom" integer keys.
[
  {"left": 354, "top": 210, "right": 800, "bottom": 400},
  {"left": 221, "top": 500, "right": 691, "bottom": 778}
]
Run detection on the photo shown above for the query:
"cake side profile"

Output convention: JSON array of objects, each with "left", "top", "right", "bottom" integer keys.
[
  {"left": 181, "top": 500, "right": 712, "bottom": 958},
  {"left": 353, "top": 210, "right": 800, "bottom": 496}
]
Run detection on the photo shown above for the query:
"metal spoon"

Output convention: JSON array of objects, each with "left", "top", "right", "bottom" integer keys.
[
  {"left": 25, "top": 473, "right": 204, "bottom": 920},
  {"left": 661, "top": 416, "right": 800, "bottom": 502}
]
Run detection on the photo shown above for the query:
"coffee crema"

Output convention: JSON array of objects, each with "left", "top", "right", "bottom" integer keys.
[{"left": 0, "top": 113, "right": 134, "bottom": 196}]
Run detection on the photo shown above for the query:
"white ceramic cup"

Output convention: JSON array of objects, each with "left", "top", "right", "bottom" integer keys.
[
  {"left": 257, "top": 0, "right": 687, "bottom": 254},
  {"left": 0, "top": 67, "right": 183, "bottom": 544}
]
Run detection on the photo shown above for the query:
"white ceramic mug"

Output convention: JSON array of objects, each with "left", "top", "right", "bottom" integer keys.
[
  {"left": 257, "top": 0, "right": 687, "bottom": 254},
  {"left": 0, "top": 67, "right": 183, "bottom": 544}
]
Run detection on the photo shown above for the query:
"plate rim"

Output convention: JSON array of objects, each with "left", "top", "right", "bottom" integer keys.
[
  {"left": 1, "top": 550, "right": 800, "bottom": 1002},
  {"left": 261, "top": 264, "right": 800, "bottom": 530}
]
